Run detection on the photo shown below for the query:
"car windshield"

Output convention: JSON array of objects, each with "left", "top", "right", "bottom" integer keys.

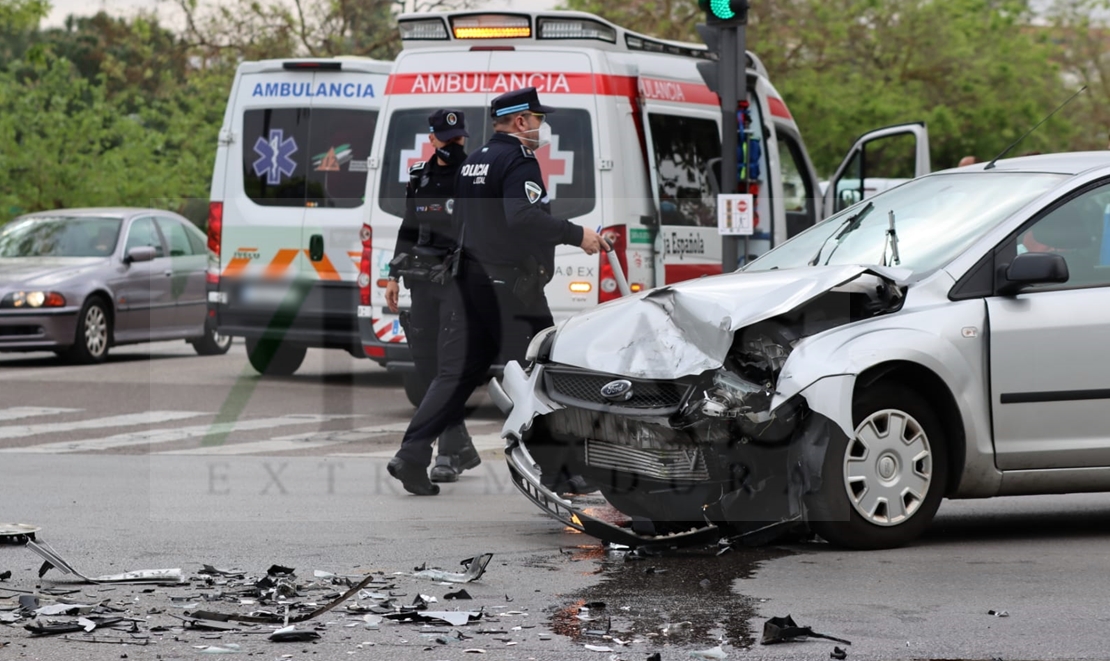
[
  {"left": 745, "top": 172, "right": 1068, "bottom": 276},
  {"left": 0, "top": 216, "right": 123, "bottom": 258}
]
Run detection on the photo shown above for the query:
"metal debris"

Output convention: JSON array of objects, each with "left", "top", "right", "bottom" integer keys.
[
  {"left": 761, "top": 615, "right": 851, "bottom": 645},
  {"left": 269, "top": 625, "right": 321, "bottom": 642},
  {"left": 832, "top": 646, "right": 848, "bottom": 659},
  {"left": 27, "top": 540, "right": 182, "bottom": 584}
]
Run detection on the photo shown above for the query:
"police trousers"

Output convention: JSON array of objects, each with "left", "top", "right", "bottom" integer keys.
[
  {"left": 395, "top": 264, "right": 554, "bottom": 468},
  {"left": 401, "top": 279, "right": 470, "bottom": 457}
]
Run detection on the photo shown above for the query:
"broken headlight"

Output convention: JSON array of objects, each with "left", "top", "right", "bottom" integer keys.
[
  {"left": 524, "top": 325, "right": 557, "bottom": 365},
  {"left": 700, "top": 370, "right": 774, "bottom": 419}
]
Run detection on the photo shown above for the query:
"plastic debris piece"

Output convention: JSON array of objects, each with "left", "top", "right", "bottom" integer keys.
[
  {"left": 832, "top": 646, "right": 848, "bottom": 659},
  {"left": 761, "top": 615, "right": 851, "bottom": 646},
  {"left": 648, "top": 654, "right": 662, "bottom": 661},
  {"left": 34, "top": 603, "right": 93, "bottom": 616},
  {"left": 445, "top": 589, "right": 473, "bottom": 600},
  {"left": 413, "top": 554, "right": 493, "bottom": 584},
  {"left": 267, "top": 565, "right": 295, "bottom": 575},
  {"left": 463, "top": 649, "right": 486, "bottom": 654},
  {"left": 27, "top": 540, "right": 183, "bottom": 584},
  {"left": 199, "top": 565, "right": 244, "bottom": 578},
  {"left": 690, "top": 645, "right": 728, "bottom": 659},
  {"left": 363, "top": 614, "right": 382, "bottom": 628},
  {"left": 17, "top": 595, "right": 40, "bottom": 611},
  {"left": 0, "top": 570, "right": 10, "bottom": 580},
  {"left": 0, "top": 612, "right": 20, "bottom": 623},
  {"left": 584, "top": 644, "right": 613, "bottom": 652},
  {"left": 269, "top": 625, "right": 321, "bottom": 642},
  {"left": 77, "top": 617, "right": 96, "bottom": 632},
  {"left": 988, "top": 609, "right": 1009, "bottom": 617},
  {"left": 194, "top": 643, "right": 241, "bottom": 654}
]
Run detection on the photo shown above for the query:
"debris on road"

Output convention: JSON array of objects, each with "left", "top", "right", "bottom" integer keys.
[
  {"left": 445, "top": 588, "right": 473, "bottom": 600},
  {"left": 412, "top": 553, "right": 494, "bottom": 583},
  {"left": 831, "top": 645, "right": 848, "bottom": 659},
  {"left": 27, "top": 539, "right": 182, "bottom": 584},
  {"left": 988, "top": 609, "right": 1009, "bottom": 617},
  {"left": 760, "top": 615, "right": 851, "bottom": 645},
  {"left": 0, "top": 523, "right": 39, "bottom": 544},
  {"left": 0, "top": 570, "right": 10, "bottom": 581},
  {"left": 268, "top": 625, "right": 321, "bottom": 642},
  {"left": 689, "top": 644, "right": 728, "bottom": 659}
]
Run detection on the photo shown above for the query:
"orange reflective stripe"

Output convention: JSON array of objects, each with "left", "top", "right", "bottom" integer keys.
[
  {"left": 222, "top": 256, "right": 251, "bottom": 277},
  {"left": 304, "top": 250, "right": 341, "bottom": 281},
  {"left": 264, "top": 249, "right": 300, "bottom": 278}
]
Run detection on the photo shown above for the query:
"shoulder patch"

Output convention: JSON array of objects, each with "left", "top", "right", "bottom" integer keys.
[
  {"left": 524, "top": 181, "right": 543, "bottom": 204},
  {"left": 520, "top": 145, "right": 535, "bottom": 159},
  {"left": 408, "top": 161, "right": 427, "bottom": 174}
]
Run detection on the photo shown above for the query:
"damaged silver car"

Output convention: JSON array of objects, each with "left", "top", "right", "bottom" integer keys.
[{"left": 492, "top": 151, "right": 1110, "bottom": 549}]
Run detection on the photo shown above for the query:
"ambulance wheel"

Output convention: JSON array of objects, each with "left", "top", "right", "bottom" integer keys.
[
  {"left": 245, "top": 338, "right": 306, "bottom": 376},
  {"left": 402, "top": 373, "right": 429, "bottom": 408}
]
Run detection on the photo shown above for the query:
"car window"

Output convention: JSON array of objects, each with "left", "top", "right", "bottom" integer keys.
[
  {"left": 0, "top": 216, "right": 122, "bottom": 257},
  {"left": 1002, "top": 181, "right": 1110, "bottom": 290},
  {"left": 124, "top": 217, "right": 165, "bottom": 257},
  {"left": 378, "top": 107, "right": 596, "bottom": 220},
  {"left": 184, "top": 222, "right": 208, "bottom": 255},
  {"left": 155, "top": 218, "right": 195, "bottom": 257},
  {"left": 242, "top": 107, "right": 377, "bottom": 209},
  {"left": 647, "top": 113, "right": 720, "bottom": 227}
]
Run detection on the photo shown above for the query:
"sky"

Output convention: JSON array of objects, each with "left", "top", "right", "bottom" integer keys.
[{"left": 43, "top": 0, "right": 561, "bottom": 28}]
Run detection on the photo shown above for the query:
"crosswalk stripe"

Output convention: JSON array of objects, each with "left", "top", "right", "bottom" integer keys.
[
  {"left": 0, "top": 407, "right": 82, "bottom": 422},
  {"left": 158, "top": 422, "right": 411, "bottom": 456},
  {"left": 0, "top": 411, "right": 206, "bottom": 441},
  {"left": 0, "top": 414, "right": 358, "bottom": 454}
]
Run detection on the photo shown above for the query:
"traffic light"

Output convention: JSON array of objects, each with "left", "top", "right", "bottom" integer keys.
[{"left": 699, "top": 0, "right": 749, "bottom": 25}]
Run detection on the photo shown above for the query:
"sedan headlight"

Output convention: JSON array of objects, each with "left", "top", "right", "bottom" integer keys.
[
  {"left": 1, "top": 291, "right": 67, "bottom": 308},
  {"left": 524, "top": 325, "right": 557, "bottom": 364}
]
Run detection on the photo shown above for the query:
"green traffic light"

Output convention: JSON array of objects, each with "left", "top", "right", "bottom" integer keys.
[{"left": 710, "top": 0, "right": 735, "bottom": 19}]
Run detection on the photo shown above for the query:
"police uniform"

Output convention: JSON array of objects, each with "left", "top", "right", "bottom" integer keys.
[
  {"left": 388, "top": 109, "right": 478, "bottom": 483},
  {"left": 389, "top": 88, "right": 585, "bottom": 496}
]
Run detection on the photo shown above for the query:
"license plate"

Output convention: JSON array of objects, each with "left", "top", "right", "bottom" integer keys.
[
  {"left": 357, "top": 306, "right": 373, "bottom": 318},
  {"left": 240, "top": 285, "right": 290, "bottom": 306}
]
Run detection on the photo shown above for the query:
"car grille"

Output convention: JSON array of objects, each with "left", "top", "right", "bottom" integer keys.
[
  {"left": 585, "top": 438, "right": 710, "bottom": 482},
  {"left": 544, "top": 367, "right": 690, "bottom": 413}
]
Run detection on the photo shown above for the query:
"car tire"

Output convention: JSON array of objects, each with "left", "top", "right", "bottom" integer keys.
[
  {"left": 402, "top": 372, "right": 429, "bottom": 408},
  {"left": 245, "top": 337, "right": 306, "bottom": 376},
  {"left": 62, "top": 297, "right": 111, "bottom": 364},
  {"left": 805, "top": 381, "right": 948, "bottom": 550},
  {"left": 191, "top": 324, "right": 233, "bottom": 356}
]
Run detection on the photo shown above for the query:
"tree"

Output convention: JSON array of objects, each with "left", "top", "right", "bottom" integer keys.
[
  {"left": 1046, "top": 0, "right": 1110, "bottom": 150},
  {"left": 0, "top": 0, "right": 47, "bottom": 31}
]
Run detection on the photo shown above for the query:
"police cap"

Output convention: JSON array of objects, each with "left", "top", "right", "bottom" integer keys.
[
  {"left": 428, "top": 109, "right": 469, "bottom": 141},
  {"left": 489, "top": 87, "right": 556, "bottom": 118}
]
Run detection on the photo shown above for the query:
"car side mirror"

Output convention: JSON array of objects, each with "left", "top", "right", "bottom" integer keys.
[
  {"left": 125, "top": 246, "right": 157, "bottom": 264},
  {"left": 998, "top": 252, "right": 1069, "bottom": 295}
]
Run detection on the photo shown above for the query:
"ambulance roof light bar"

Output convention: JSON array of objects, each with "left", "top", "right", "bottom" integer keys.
[
  {"left": 536, "top": 16, "right": 616, "bottom": 43},
  {"left": 450, "top": 14, "right": 531, "bottom": 39},
  {"left": 625, "top": 33, "right": 715, "bottom": 60},
  {"left": 398, "top": 17, "right": 450, "bottom": 40}
]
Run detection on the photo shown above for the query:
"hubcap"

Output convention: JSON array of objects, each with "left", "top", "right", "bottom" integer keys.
[
  {"left": 213, "top": 328, "right": 231, "bottom": 349},
  {"left": 84, "top": 306, "right": 107, "bottom": 357},
  {"left": 843, "top": 409, "right": 932, "bottom": 527}
]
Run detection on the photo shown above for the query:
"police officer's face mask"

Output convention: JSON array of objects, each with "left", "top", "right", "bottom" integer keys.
[
  {"left": 435, "top": 141, "right": 467, "bottom": 166},
  {"left": 511, "top": 118, "right": 552, "bottom": 150}
]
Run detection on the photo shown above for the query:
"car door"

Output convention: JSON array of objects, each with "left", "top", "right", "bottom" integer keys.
[
  {"left": 823, "top": 122, "right": 931, "bottom": 218},
  {"left": 988, "top": 180, "right": 1110, "bottom": 470},
  {"left": 113, "top": 216, "right": 173, "bottom": 341},
  {"left": 155, "top": 215, "right": 207, "bottom": 334}
]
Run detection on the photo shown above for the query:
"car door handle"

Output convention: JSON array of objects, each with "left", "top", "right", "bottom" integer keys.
[{"left": 164, "top": 270, "right": 173, "bottom": 277}]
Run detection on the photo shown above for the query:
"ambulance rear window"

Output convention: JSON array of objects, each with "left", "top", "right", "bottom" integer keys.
[
  {"left": 242, "top": 108, "right": 377, "bottom": 208},
  {"left": 379, "top": 107, "right": 595, "bottom": 220}
]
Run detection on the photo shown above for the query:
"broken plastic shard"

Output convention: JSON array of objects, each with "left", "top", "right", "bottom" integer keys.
[
  {"left": 584, "top": 644, "right": 613, "bottom": 652},
  {"left": 412, "top": 553, "right": 493, "bottom": 583},
  {"left": 647, "top": 654, "right": 662, "bottom": 661},
  {"left": 27, "top": 539, "right": 182, "bottom": 583},
  {"left": 269, "top": 625, "right": 321, "bottom": 642},
  {"left": 267, "top": 565, "right": 295, "bottom": 575},
  {"left": 988, "top": 609, "right": 1009, "bottom": 617},
  {"left": 77, "top": 617, "right": 96, "bottom": 632},
  {"left": 34, "top": 603, "right": 94, "bottom": 616},
  {"left": 445, "top": 589, "right": 473, "bottom": 600},
  {"left": 199, "top": 565, "right": 244, "bottom": 577},
  {"left": 0, "top": 570, "right": 10, "bottom": 580},
  {"left": 194, "top": 643, "right": 241, "bottom": 654},
  {"left": 362, "top": 614, "right": 382, "bottom": 628},
  {"left": 831, "top": 646, "right": 848, "bottom": 659},
  {"left": 761, "top": 615, "right": 851, "bottom": 646},
  {"left": 689, "top": 645, "right": 728, "bottom": 659},
  {"left": 421, "top": 611, "right": 482, "bottom": 626}
]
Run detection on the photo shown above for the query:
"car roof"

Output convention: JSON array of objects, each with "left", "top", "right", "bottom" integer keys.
[
  {"left": 19, "top": 208, "right": 182, "bottom": 220},
  {"left": 941, "top": 151, "right": 1110, "bottom": 176}
]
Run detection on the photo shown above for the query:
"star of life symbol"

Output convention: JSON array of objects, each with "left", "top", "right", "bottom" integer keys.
[{"left": 253, "top": 129, "right": 298, "bottom": 185}]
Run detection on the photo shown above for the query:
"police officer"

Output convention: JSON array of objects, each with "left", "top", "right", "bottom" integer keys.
[
  {"left": 385, "top": 108, "right": 479, "bottom": 484},
  {"left": 387, "top": 87, "right": 607, "bottom": 495}
]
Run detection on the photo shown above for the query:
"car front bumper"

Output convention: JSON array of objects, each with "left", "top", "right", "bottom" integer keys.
[{"left": 0, "top": 308, "right": 80, "bottom": 351}]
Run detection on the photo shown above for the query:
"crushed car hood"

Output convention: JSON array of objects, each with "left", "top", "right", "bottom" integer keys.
[{"left": 549, "top": 265, "right": 907, "bottom": 380}]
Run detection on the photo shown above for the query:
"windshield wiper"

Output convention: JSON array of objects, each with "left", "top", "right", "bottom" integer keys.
[{"left": 808, "top": 201, "right": 874, "bottom": 266}]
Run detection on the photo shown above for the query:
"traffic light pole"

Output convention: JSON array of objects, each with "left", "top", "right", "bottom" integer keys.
[{"left": 718, "top": 24, "right": 746, "bottom": 273}]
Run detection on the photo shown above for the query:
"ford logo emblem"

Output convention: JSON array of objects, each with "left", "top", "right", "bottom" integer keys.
[{"left": 600, "top": 379, "right": 634, "bottom": 402}]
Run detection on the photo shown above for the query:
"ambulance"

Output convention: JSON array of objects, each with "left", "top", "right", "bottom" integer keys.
[
  {"left": 355, "top": 11, "right": 930, "bottom": 402},
  {"left": 206, "top": 57, "right": 391, "bottom": 375}
]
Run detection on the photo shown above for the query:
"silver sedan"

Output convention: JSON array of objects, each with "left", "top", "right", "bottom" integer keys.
[
  {"left": 495, "top": 151, "right": 1110, "bottom": 550},
  {"left": 0, "top": 208, "right": 231, "bottom": 362}
]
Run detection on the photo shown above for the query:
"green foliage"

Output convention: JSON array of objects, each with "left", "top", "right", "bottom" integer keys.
[
  {"left": 0, "top": 0, "right": 48, "bottom": 31},
  {"left": 560, "top": 0, "right": 1090, "bottom": 175}
]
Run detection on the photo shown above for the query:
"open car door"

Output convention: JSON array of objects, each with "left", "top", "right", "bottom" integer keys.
[{"left": 823, "top": 122, "right": 931, "bottom": 218}]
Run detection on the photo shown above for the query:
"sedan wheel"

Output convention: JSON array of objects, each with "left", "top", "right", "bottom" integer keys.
[
  {"left": 806, "top": 381, "right": 948, "bottom": 550},
  {"left": 62, "top": 298, "right": 111, "bottom": 364},
  {"left": 191, "top": 325, "right": 233, "bottom": 356}
]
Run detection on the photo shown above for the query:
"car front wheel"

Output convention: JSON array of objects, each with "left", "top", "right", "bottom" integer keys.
[
  {"left": 806, "top": 381, "right": 948, "bottom": 550},
  {"left": 62, "top": 297, "right": 111, "bottom": 364}
]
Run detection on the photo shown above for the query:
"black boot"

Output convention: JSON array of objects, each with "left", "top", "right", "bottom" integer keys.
[
  {"left": 456, "top": 439, "right": 481, "bottom": 473},
  {"left": 387, "top": 457, "right": 439, "bottom": 496},
  {"left": 429, "top": 455, "right": 459, "bottom": 483}
]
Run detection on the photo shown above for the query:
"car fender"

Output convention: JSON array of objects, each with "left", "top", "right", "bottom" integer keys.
[
  {"left": 771, "top": 303, "right": 1001, "bottom": 497},
  {"left": 498, "top": 361, "right": 565, "bottom": 442}
]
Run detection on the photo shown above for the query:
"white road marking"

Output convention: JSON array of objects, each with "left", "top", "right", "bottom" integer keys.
[
  {"left": 0, "top": 407, "right": 82, "bottom": 421},
  {"left": 0, "top": 414, "right": 357, "bottom": 454},
  {"left": 0, "top": 411, "right": 206, "bottom": 441},
  {"left": 159, "top": 422, "right": 411, "bottom": 456}
]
